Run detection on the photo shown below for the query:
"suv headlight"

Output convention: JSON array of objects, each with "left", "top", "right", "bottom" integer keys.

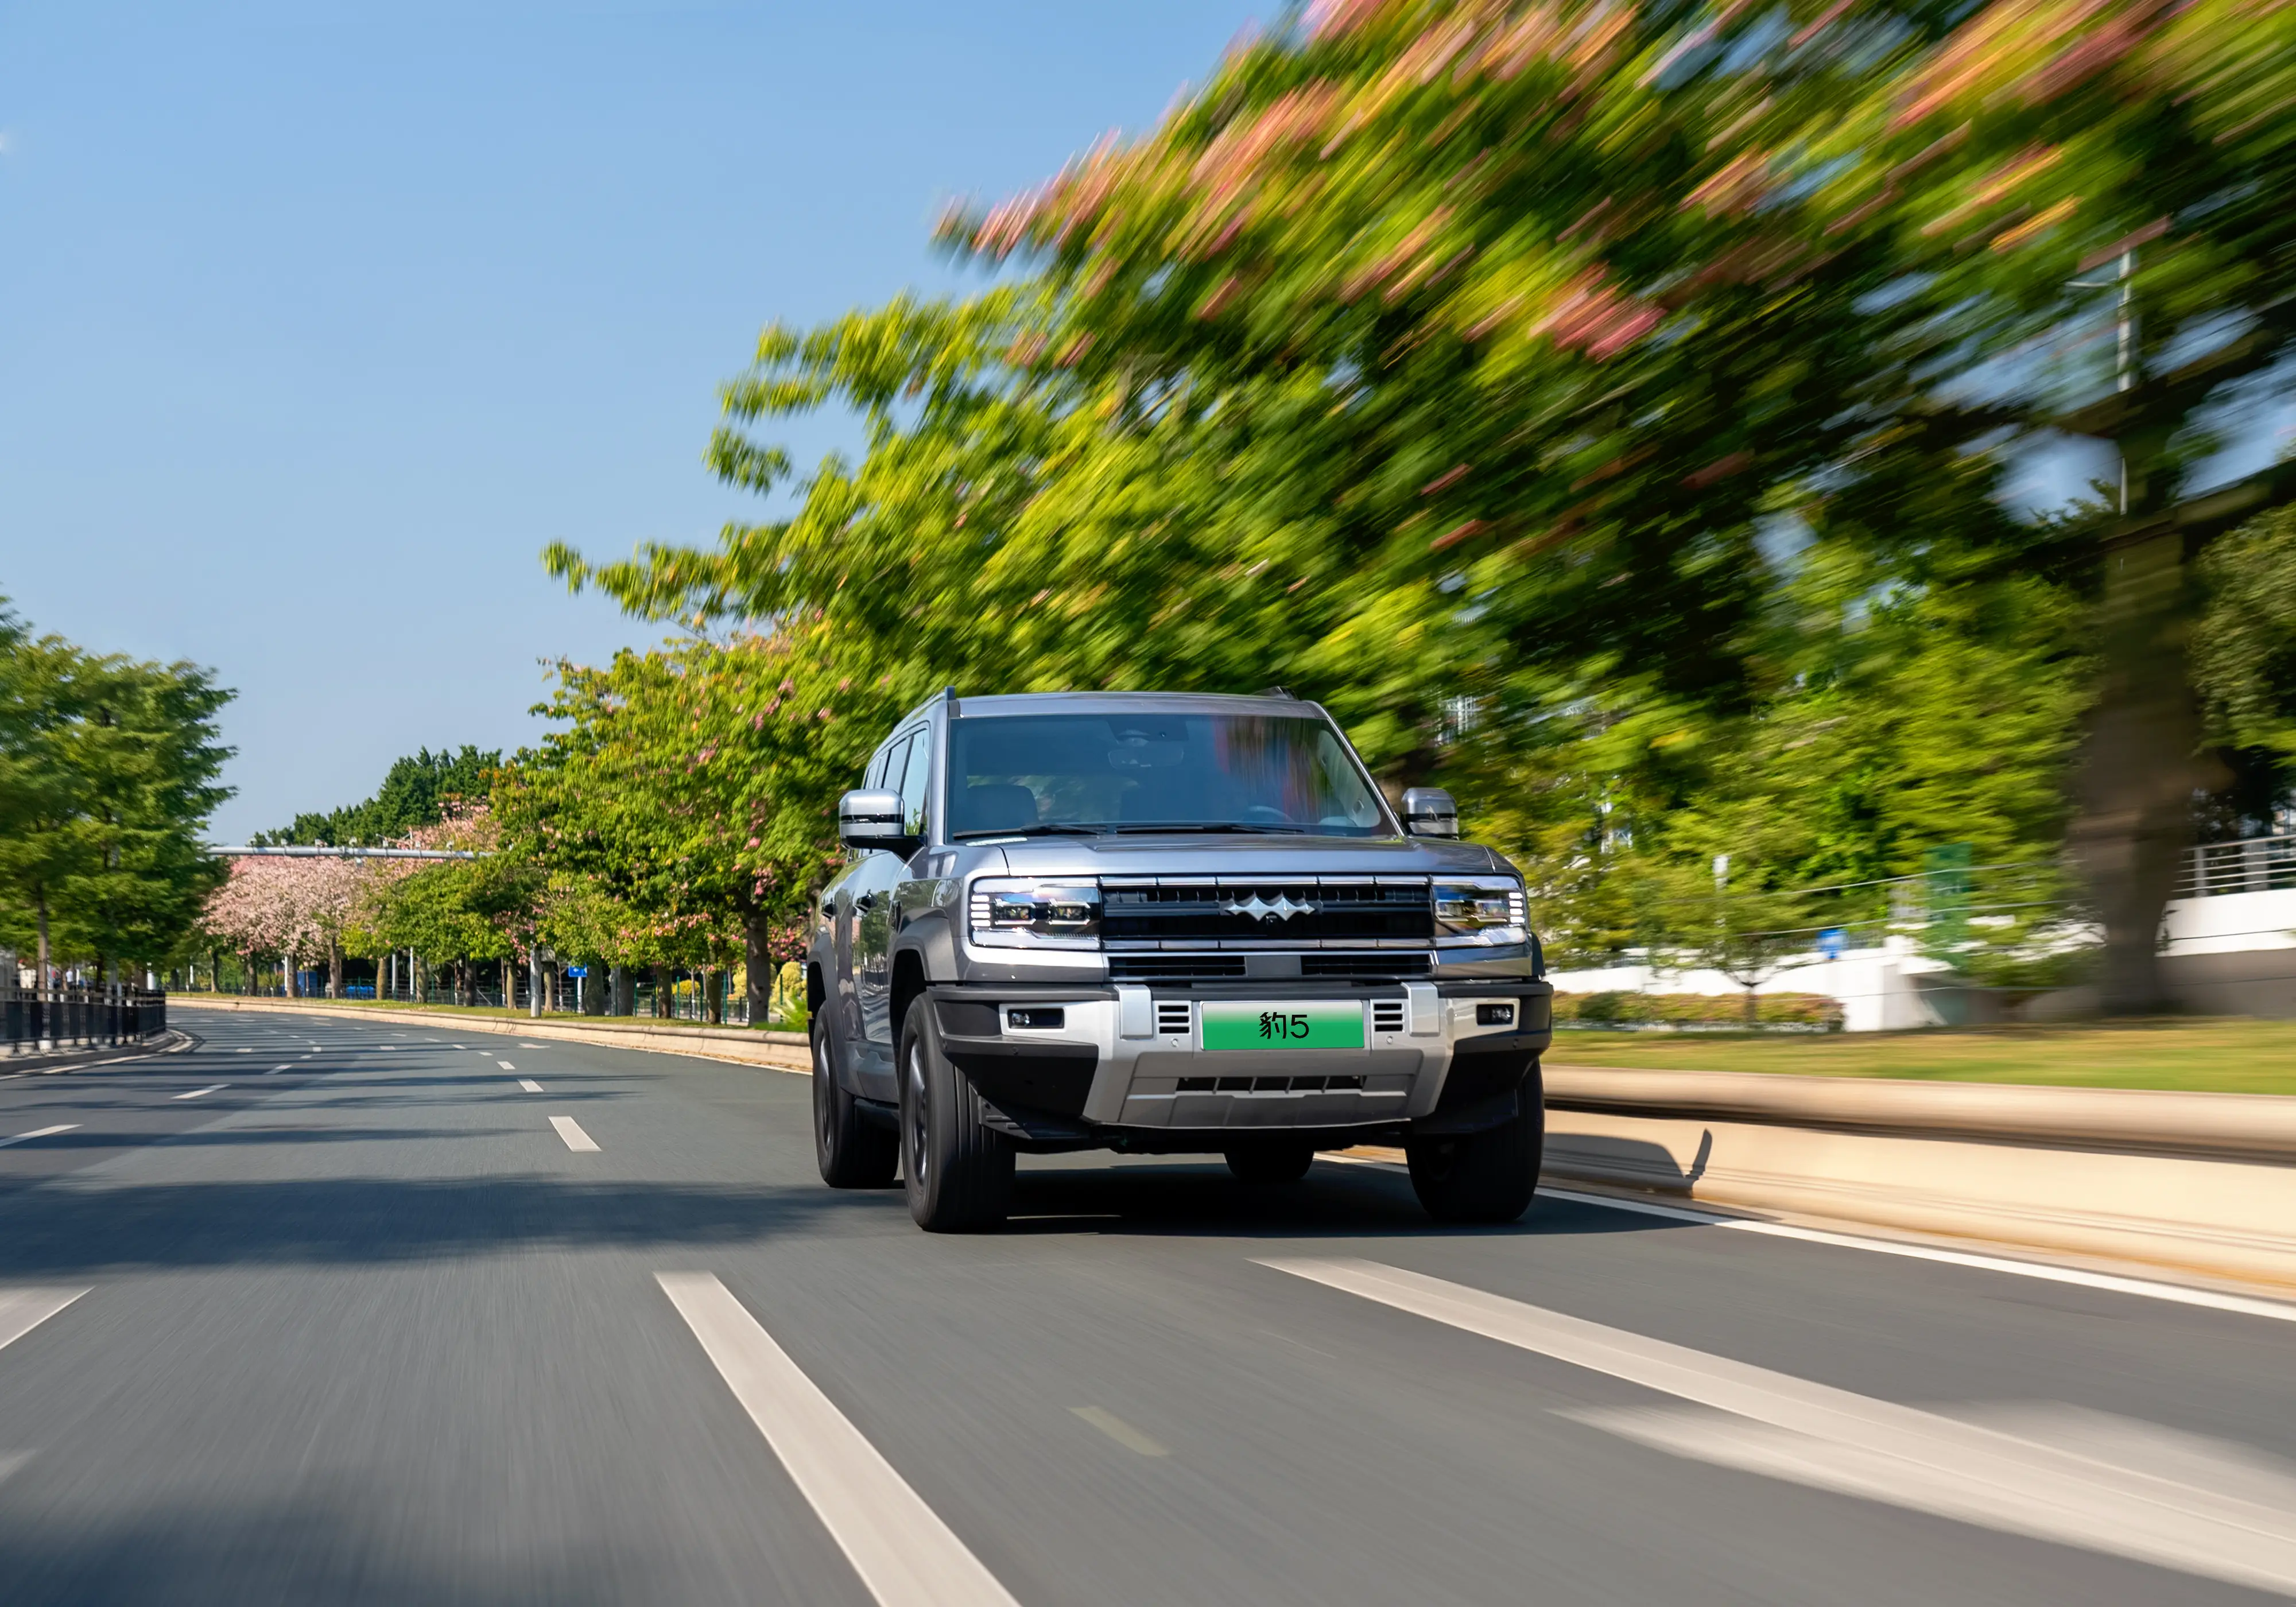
[
  {"left": 1433, "top": 876, "right": 1528, "bottom": 946},
  {"left": 968, "top": 877, "right": 1102, "bottom": 948}
]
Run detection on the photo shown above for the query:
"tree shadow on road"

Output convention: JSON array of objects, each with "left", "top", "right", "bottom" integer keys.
[{"left": 0, "top": 1175, "right": 862, "bottom": 1278}]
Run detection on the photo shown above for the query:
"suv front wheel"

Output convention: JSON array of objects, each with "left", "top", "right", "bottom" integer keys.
[
  {"left": 898, "top": 995, "right": 1014, "bottom": 1231},
  {"left": 813, "top": 1020, "right": 897, "bottom": 1189},
  {"left": 1405, "top": 1067, "right": 1543, "bottom": 1224}
]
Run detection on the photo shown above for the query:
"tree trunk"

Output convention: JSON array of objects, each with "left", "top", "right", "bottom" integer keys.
[
  {"left": 2069, "top": 527, "right": 2212, "bottom": 1016},
  {"left": 743, "top": 915, "right": 772, "bottom": 1029},
  {"left": 1743, "top": 987, "right": 1759, "bottom": 1027},
  {"left": 329, "top": 941, "right": 342, "bottom": 1000},
  {"left": 34, "top": 894, "right": 49, "bottom": 990},
  {"left": 651, "top": 965, "right": 670, "bottom": 1018},
  {"left": 705, "top": 968, "right": 724, "bottom": 1026}
]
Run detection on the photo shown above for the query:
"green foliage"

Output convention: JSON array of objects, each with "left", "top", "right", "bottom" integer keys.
[
  {"left": 255, "top": 745, "right": 501, "bottom": 847},
  {"left": 533, "top": 1, "right": 2296, "bottom": 1004},
  {"left": 1556, "top": 991, "right": 1844, "bottom": 1030},
  {"left": 494, "top": 622, "right": 924, "bottom": 982},
  {"left": 2197, "top": 507, "right": 2296, "bottom": 764},
  {"left": 0, "top": 600, "right": 233, "bottom": 972}
]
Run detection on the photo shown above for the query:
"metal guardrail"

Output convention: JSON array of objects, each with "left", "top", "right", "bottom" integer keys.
[
  {"left": 2180, "top": 834, "right": 2296, "bottom": 899},
  {"left": 3, "top": 986, "right": 169, "bottom": 1056}
]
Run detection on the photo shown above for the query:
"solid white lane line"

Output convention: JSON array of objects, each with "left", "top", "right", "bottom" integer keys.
[
  {"left": 656, "top": 1272, "right": 1021, "bottom": 1607},
  {"left": 0, "top": 1288, "right": 87, "bottom": 1353},
  {"left": 1535, "top": 1185, "right": 2296, "bottom": 1327},
  {"left": 174, "top": 1084, "right": 226, "bottom": 1101},
  {"left": 1261, "top": 1257, "right": 2296, "bottom": 1596},
  {"left": 497, "top": 1060, "right": 515, "bottom": 1070},
  {"left": 518, "top": 1078, "right": 543, "bottom": 1094},
  {"left": 549, "top": 1116, "right": 599, "bottom": 1152},
  {"left": 0, "top": 1125, "right": 79, "bottom": 1150},
  {"left": 1320, "top": 1156, "right": 2296, "bottom": 1327},
  {"left": 1071, "top": 1406, "right": 1169, "bottom": 1457}
]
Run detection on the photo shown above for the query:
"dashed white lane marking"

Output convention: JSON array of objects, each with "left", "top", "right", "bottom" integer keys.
[
  {"left": 1320, "top": 1157, "right": 2296, "bottom": 1327},
  {"left": 518, "top": 1079, "right": 543, "bottom": 1094},
  {"left": 549, "top": 1116, "right": 599, "bottom": 1152},
  {"left": 0, "top": 1125, "right": 79, "bottom": 1150},
  {"left": 235, "top": 1048, "right": 251, "bottom": 1054},
  {"left": 1071, "top": 1406, "right": 1169, "bottom": 1457},
  {"left": 497, "top": 1060, "right": 516, "bottom": 1070},
  {"left": 656, "top": 1272, "right": 1021, "bottom": 1607},
  {"left": 0, "top": 1451, "right": 30, "bottom": 1486},
  {"left": 1534, "top": 1185, "right": 2296, "bottom": 1327},
  {"left": 1261, "top": 1256, "right": 2296, "bottom": 1597},
  {"left": 520, "top": 1043, "right": 544, "bottom": 1049},
  {"left": 270, "top": 1063, "right": 291, "bottom": 1073},
  {"left": 0, "top": 1288, "right": 87, "bottom": 1352},
  {"left": 174, "top": 1085, "right": 227, "bottom": 1101}
]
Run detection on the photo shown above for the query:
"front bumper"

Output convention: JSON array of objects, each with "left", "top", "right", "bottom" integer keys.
[{"left": 929, "top": 977, "right": 1552, "bottom": 1148}]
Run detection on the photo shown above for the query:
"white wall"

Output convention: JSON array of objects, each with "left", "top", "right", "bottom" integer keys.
[{"left": 1550, "top": 890, "right": 2296, "bottom": 1031}]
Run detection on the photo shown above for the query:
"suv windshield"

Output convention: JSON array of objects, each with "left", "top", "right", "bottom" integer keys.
[{"left": 947, "top": 712, "right": 1393, "bottom": 838}]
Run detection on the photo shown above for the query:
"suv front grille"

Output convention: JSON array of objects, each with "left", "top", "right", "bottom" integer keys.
[
  {"left": 1154, "top": 1001, "right": 1193, "bottom": 1035},
  {"left": 1101, "top": 879, "right": 1432, "bottom": 944}
]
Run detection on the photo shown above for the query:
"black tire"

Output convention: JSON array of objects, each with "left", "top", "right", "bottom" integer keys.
[
  {"left": 813, "top": 1019, "right": 896, "bottom": 1188},
  {"left": 1406, "top": 1064, "right": 1543, "bottom": 1224},
  {"left": 1224, "top": 1143, "right": 1316, "bottom": 1184},
  {"left": 899, "top": 995, "right": 1013, "bottom": 1231}
]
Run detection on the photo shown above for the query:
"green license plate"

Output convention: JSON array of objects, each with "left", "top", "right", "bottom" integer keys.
[{"left": 1199, "top": 1001, "right": 1365, "bottom": 1051}]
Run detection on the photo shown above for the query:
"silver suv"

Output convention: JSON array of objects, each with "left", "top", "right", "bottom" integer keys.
[{"left": 805, "top": 689, "right": 1553, "bottom": 1231}]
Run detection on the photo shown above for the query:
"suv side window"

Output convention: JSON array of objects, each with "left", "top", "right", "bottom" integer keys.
[
  {"left": 868, "top": 735, "right": 907, "bottom": 794},
  {"left": 895, "top": 727, "right": 932, "bottom": 839}
]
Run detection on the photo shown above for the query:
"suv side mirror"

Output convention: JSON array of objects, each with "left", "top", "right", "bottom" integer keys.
[
  {"left": 1400, "top": 787, "right": 1460, "bottom": 839},
  {"left": 838, "top": 789, "right": 916, "bottom": 855}
]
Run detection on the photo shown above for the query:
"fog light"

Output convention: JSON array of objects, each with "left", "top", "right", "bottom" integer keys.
[
  {"left": 1007, "top": 1007, "right": 1064, "bottom": 1030},
  {"left": 1476, "top": 1002, "right": 1516, "bottom": 1026}
]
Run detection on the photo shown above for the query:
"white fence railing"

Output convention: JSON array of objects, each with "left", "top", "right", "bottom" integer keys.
[{"left": 2181, "top": 834, "right": 2296, "bottom": 899}]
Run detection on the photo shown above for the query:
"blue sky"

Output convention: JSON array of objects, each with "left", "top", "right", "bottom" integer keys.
[{"left": 0, "top": 0, "right": 1258, "bottom": 840}]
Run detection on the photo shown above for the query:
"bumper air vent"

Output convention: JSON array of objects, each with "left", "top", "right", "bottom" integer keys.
[
  {"left": 1154, "top": 1001, "right": 1192, "bottom": 1037},
  {"left": 1370, "top": 999, "right": 1406, "bottom": 1035},
  {"left": 1108, "top": 954, "right": 1248, "bottom": 981},
  {"left": 1301, "top": 953, "right": 1433, "bottom": 980},
  {"left": 1175, "top": 1074, "right": 1367, "bottom": 1093}
]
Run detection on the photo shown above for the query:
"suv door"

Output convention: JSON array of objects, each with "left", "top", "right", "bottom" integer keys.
[{"left": 854, "top": 727, "right": 930, "bottom": 1061}]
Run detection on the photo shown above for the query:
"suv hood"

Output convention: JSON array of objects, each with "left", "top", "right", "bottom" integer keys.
[{"left": 976, "top": 833, "right": 1510, "bottom": 879}]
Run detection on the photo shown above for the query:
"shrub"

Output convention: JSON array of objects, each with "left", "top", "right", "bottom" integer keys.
[{"left": 1552, "top": 991, "right": 1843, "bottom": 1030}]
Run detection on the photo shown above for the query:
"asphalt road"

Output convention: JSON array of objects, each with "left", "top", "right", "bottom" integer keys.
[{"left": 0, "top": 1007, "right": 2292, "bottom": 1605}]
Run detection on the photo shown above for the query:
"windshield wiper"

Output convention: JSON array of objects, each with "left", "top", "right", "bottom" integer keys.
[
  {"left": 950, "top": 823, "right": 1111, "bottom": 840},
  {"left": 1109, "top": 822, "right": 1310, "bottom": 834}
]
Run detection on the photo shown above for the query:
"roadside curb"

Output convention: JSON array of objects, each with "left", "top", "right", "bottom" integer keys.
[
  {"left": 1543, "top": 1062, "right": 2296, "bottom": 1165},
  {"left": 0, "top": 1029, "right": 195, "bottom": 1079},
  {"left": 169, "top": 997, "right": 811, "bottom": 1072}
]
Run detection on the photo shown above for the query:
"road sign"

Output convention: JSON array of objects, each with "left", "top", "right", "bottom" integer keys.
[
  {"left": 564, "top": 966, "right": 589, "bottom": 979},
  {"left": 1817, "top": 927, "right": 1847, "bottom": 960}
]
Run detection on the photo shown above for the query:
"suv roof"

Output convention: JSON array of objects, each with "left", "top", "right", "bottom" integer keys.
[{"left": 902, "top": 689, "right": 1319, "bottom": 724}]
